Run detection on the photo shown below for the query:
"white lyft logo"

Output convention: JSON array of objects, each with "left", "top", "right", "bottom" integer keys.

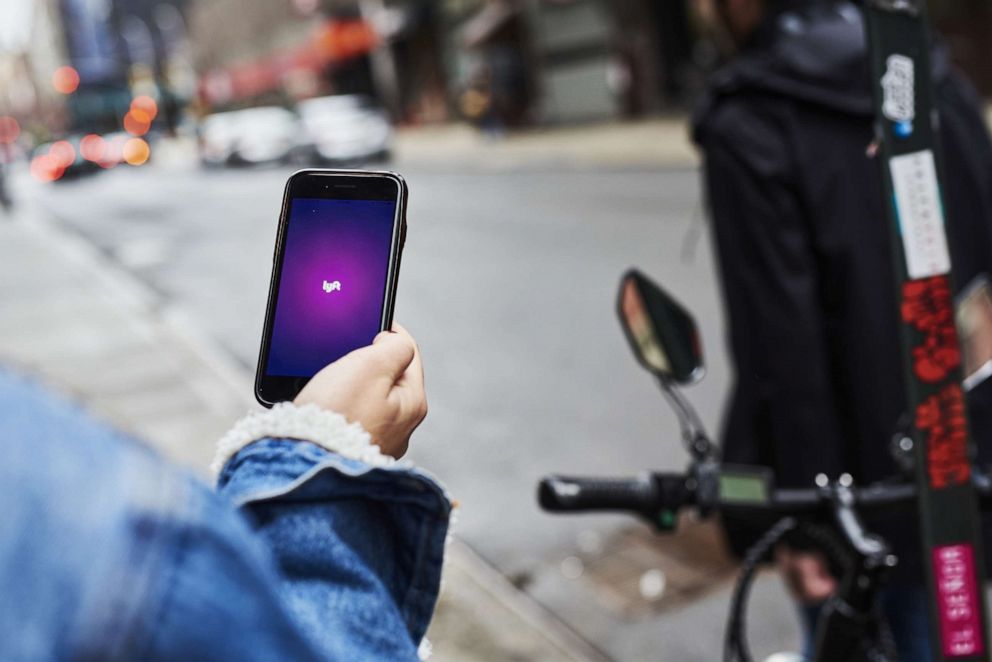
[{"left": 322, "top": 280, "right": 342, "bottom": 293}]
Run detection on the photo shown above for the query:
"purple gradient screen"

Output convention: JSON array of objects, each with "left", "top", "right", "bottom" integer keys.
[{"left": 266, "top": 197, "right": 396, "bottom": 377}]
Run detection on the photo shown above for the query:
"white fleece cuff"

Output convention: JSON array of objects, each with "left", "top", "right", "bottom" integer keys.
[{"left": 211, "top": 402, "right": 395, "bottom": 475}]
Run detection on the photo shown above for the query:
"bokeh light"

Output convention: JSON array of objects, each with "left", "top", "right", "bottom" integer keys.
[
  {"left": 52, "top": 66, "right": 80, "bottom": 94},
  {"left": 130, "top": 95, "right": 158, "bottom": 120},
  {"left": 79, "top": 134, "right": 106, "bottom": 162},
  {"left": 122, "top": 138, "right": 150, "bottom": 166},
  {"left": 30, "top": 154, "right": 65, "bottom": 182},
  {"left": 100, "top": 134, "right": 128, "bottom": 168},
  {"left": 49, "top": 141, "right": 76, "bottom": 169},
  {"left": 0, "top": 116, "right": 20, "bottom": 144},
  {"left": 123, "top": 109, "right": 151, "bottom": 136}
]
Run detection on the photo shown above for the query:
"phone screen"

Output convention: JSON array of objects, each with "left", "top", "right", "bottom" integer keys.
[
  {"left": 257, "top": 171, "right": 404, "bottom": 405},
  {"left": 267, "top": 197, "right": 396, "bottom": 377}
]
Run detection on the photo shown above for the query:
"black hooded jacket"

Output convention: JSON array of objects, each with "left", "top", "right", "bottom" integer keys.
[{"left": 693, "top": 0, "right": 992, "bottom": 574}]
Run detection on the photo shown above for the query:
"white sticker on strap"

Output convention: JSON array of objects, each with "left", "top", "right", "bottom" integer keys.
[{"left": 890, "top": 149, "right": 951, "bottom": 279}]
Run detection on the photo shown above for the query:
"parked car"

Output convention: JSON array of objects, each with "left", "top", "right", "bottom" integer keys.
[
  {"left": 31, "top": 135, "right": 101, "bottom": 181},
  {"left": 198, "top": 106, "right": 301, "bottom": 167},
  {"left": 296, "top": 95, "right": 392, "bottom": 164}
]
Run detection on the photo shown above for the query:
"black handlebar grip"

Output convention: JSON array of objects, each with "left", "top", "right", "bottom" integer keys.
[{"left": 538, "top": 473, "right": 686, "bottom": 514}]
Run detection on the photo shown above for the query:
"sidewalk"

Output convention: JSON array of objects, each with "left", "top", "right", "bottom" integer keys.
[
  {"left": 0, "top": 199, "right": 604, "bottom": 662},
  {"left": 393, "top": 117, "right": 699, "bottom": 171},
  {"left": 152, "top": 116, "right": 698, "bottom": 173}
]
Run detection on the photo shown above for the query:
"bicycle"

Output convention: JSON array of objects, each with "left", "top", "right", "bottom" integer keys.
[{"left": 538, "top": 269, "right": 992, "bottom": 662}]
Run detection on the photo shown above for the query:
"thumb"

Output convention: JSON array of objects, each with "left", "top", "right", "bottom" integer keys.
[{"left": 370, "top": 329, "right": 416, "bottom": 382}]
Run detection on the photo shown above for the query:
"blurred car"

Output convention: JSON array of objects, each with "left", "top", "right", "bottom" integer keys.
[
  {"left": 32, "top": 135, "right": 101, "bottom": 180},
  {"left": 296, "top": 95, "right": 392, "bottom": 164},
  {"left": 198, "top": 106, "right": 301, "bottom": 167}
]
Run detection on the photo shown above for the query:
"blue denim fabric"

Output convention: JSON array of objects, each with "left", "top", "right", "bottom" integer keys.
[
  {"left": 799, "top": 582, "right": 932, "bottom": 662},
  {"left": 0, "top": 367, "right": 450, "bottom": 661}
]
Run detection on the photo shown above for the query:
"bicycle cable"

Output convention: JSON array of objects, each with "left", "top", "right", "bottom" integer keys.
[{"left": 724, "top": 516, "right": 798, "bottom": 662}]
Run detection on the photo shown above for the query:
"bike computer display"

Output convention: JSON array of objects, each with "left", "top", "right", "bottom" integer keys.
[{"left": 718, "top": 467, "right": 772, "bottom": 506}]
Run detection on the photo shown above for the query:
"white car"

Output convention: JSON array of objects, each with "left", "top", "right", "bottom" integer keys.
[
  {"left": 296, "top": 95, "right": 392, "bottom": 164},
  {"left": 199, "top": 107, "right": 301, "bottom": 167}
]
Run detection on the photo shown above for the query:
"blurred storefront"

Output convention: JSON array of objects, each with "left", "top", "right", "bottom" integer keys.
[
  {"left": 5, "top": 0, "right": 992, "bottom": 141},
  {"left": 443, "top": 0, "right": 698, "bottom": 128},
  {"left": 54, "top": 0, "right": 193, "bottom": 134},
  {"left": 189, "top": 0, "right": 448, "bottom": 124},
  {"left": 0, "top": 0, "right": 194, "bottom": 142},
  {"left": 188, "top": 0, "right": 698, "bottom": 127}
]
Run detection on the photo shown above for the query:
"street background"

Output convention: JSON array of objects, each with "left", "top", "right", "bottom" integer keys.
[{"left": 2, "top": 1, "right": 992, "bottom": 660}]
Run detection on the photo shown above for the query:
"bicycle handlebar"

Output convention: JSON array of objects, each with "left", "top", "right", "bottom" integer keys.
[
  {"left": 538, "top": 470, "right": 978, "bottom": 523},
  {"left": 538, "top": 473, "right": 683, "bottom": 515}
]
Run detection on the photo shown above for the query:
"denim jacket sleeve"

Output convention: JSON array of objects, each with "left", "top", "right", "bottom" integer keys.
[
  {"left": 216, "top": 438, "right": 452, "bottom": 661},
  {"left": 0, "top": 366, "right": 450, "bottom": 662}
]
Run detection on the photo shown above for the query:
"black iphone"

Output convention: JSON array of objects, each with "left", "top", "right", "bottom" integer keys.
[{"left": 255, "top": 169, "right": 408, "bottom": 407}]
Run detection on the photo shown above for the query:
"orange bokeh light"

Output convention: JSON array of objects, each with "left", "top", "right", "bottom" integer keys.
[
  {"left": 79, "top": 134, "right": 106, "bottom": 162},
  {"left": 52, "top": 66, "right": 80, "bottom": 94},
  {"left": 30, "top": 154, "right": 65, "bottom": 182},
  {"left": 122, "top": 138, "right": 150, "bottom": 166},
  {"left": 130, "top": 95, "right": 158, "bottom": 120},
  {"left": 123, "top": 109, "right": 151, "bottom": 136},
  {"left": 0, "top": 116, "right": 20, "bottom": 144},
  {"left": 49, "top": 140, "right": 76, "bottom": 168}
]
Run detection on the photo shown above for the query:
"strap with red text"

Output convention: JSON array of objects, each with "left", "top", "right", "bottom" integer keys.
[{"left": 865, "top": 2, "right": 989, "bottom": 660}]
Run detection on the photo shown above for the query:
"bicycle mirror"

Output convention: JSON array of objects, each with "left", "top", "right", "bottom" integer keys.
[{"left": 616, "top": 269, "right": 704, "bottom": 384}]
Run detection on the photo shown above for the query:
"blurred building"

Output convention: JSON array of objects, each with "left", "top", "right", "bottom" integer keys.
[
  {"left": 439, "top": 0, "right": 992, "bottom": 128},
  {"left": 10, "top": 0, "right": 990, "bottom": 137},
  {"left": 443, "top": 0, "right": 698, "bottom": 127},
  {"left": 181, "top": 0, "right": 992, "bottom": 130},
  {"left": 186, "top": 0, "right": 694, "bottom": 126},
  {"left": 0, "top": 0, "right": 194, "bottom": 139},
  {"left": 0, "top": 0, "right": 69, "bottom": 140},
  {"left": 57, "top": 0, "right": 193, "bottom": 133},
  {"left": 187, "top": 0, "right": 448, "bottom": 124}
]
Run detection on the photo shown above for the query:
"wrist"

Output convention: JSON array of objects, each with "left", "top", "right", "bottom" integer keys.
[{"left": 212, "top": 402, "right": 395, "bottom": 476}]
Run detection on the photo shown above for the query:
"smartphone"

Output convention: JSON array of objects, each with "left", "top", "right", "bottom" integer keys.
[{"left": 255, "top": 169, "right": 408, "bottom": 407}]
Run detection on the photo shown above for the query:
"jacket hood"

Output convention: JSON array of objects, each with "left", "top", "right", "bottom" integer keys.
[{"left": 692, "top": 0, "right": 951, "bottom": 143}]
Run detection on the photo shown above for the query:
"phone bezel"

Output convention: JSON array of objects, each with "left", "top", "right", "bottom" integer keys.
[{"left": 254, "top": 168, "right": 407, "bottom": 407}]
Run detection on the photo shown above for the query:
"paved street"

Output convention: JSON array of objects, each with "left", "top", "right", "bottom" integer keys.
[{"left": 9, "top": 139, "right": 799, "bottom": 660}]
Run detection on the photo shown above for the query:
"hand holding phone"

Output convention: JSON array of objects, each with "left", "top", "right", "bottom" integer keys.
[
  {"left": 256, "top": 169, "right": 408, "bottom": 406},
  {"left": 294, "top": 324, "right": 426, "bottom": 458}
]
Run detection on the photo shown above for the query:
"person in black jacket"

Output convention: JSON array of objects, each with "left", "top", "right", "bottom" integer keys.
[{"left": 694, "top": 0, "right": 992, "bottom": 659}]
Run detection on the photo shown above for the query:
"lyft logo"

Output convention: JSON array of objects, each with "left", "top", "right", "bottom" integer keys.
[{"left": 322, "top": 280, "right": 342, "bottom": 293}]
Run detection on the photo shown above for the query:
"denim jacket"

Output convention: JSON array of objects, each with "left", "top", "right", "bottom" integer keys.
[{"left": 0, "top": 368, "right": 451, "bottom": 661}]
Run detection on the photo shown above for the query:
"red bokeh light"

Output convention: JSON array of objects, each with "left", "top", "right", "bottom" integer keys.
[
  {"left": 0, "top": 116, "right": 20, "bottom": 144},
  {"left": 123, "top": 109, "right": 151, "bottom": 136},
  {"left": 130, "top": 95, "right": 158, "bottom": 120},
  {"left": 49, "top": 140, "right": 76, "bottom": 169},
  {"left": 52, "top": 66, "right": 80, "bottom": 94},
  {"left": 100, "top": 134, "right": 128, "bottom": 168},
  {"left": 30, "top": 154, "right": 65, "bottom": 182},
  {"left": 79, "top": 134, "right": 106, "bottom": 162}
]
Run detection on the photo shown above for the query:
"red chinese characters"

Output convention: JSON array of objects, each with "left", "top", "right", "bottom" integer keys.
[
  {"left": 917, "top": 383, "right": 970, "bottom": 489},
  {"left": 901, "top": 276, "right": 961, "bottom": 383},
  {"left": 902, "top": 276, "right": 970, "bottom": 489}
]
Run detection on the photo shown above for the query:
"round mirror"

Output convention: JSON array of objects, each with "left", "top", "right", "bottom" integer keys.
[{"left": 617, "top": 269, "right": 704, "bottom": 384}]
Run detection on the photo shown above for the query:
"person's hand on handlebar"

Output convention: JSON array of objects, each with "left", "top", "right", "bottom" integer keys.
[
  {"left": 294, "top": 324, "right": 427, "bottom": 459},
  {"left": 775, "top": 545, "right": 837, "bottom": 604}
]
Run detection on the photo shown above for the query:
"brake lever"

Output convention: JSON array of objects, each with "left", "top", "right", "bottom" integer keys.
[{"left": 692, "top": 459, "right": 721, "bottom": 518}]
